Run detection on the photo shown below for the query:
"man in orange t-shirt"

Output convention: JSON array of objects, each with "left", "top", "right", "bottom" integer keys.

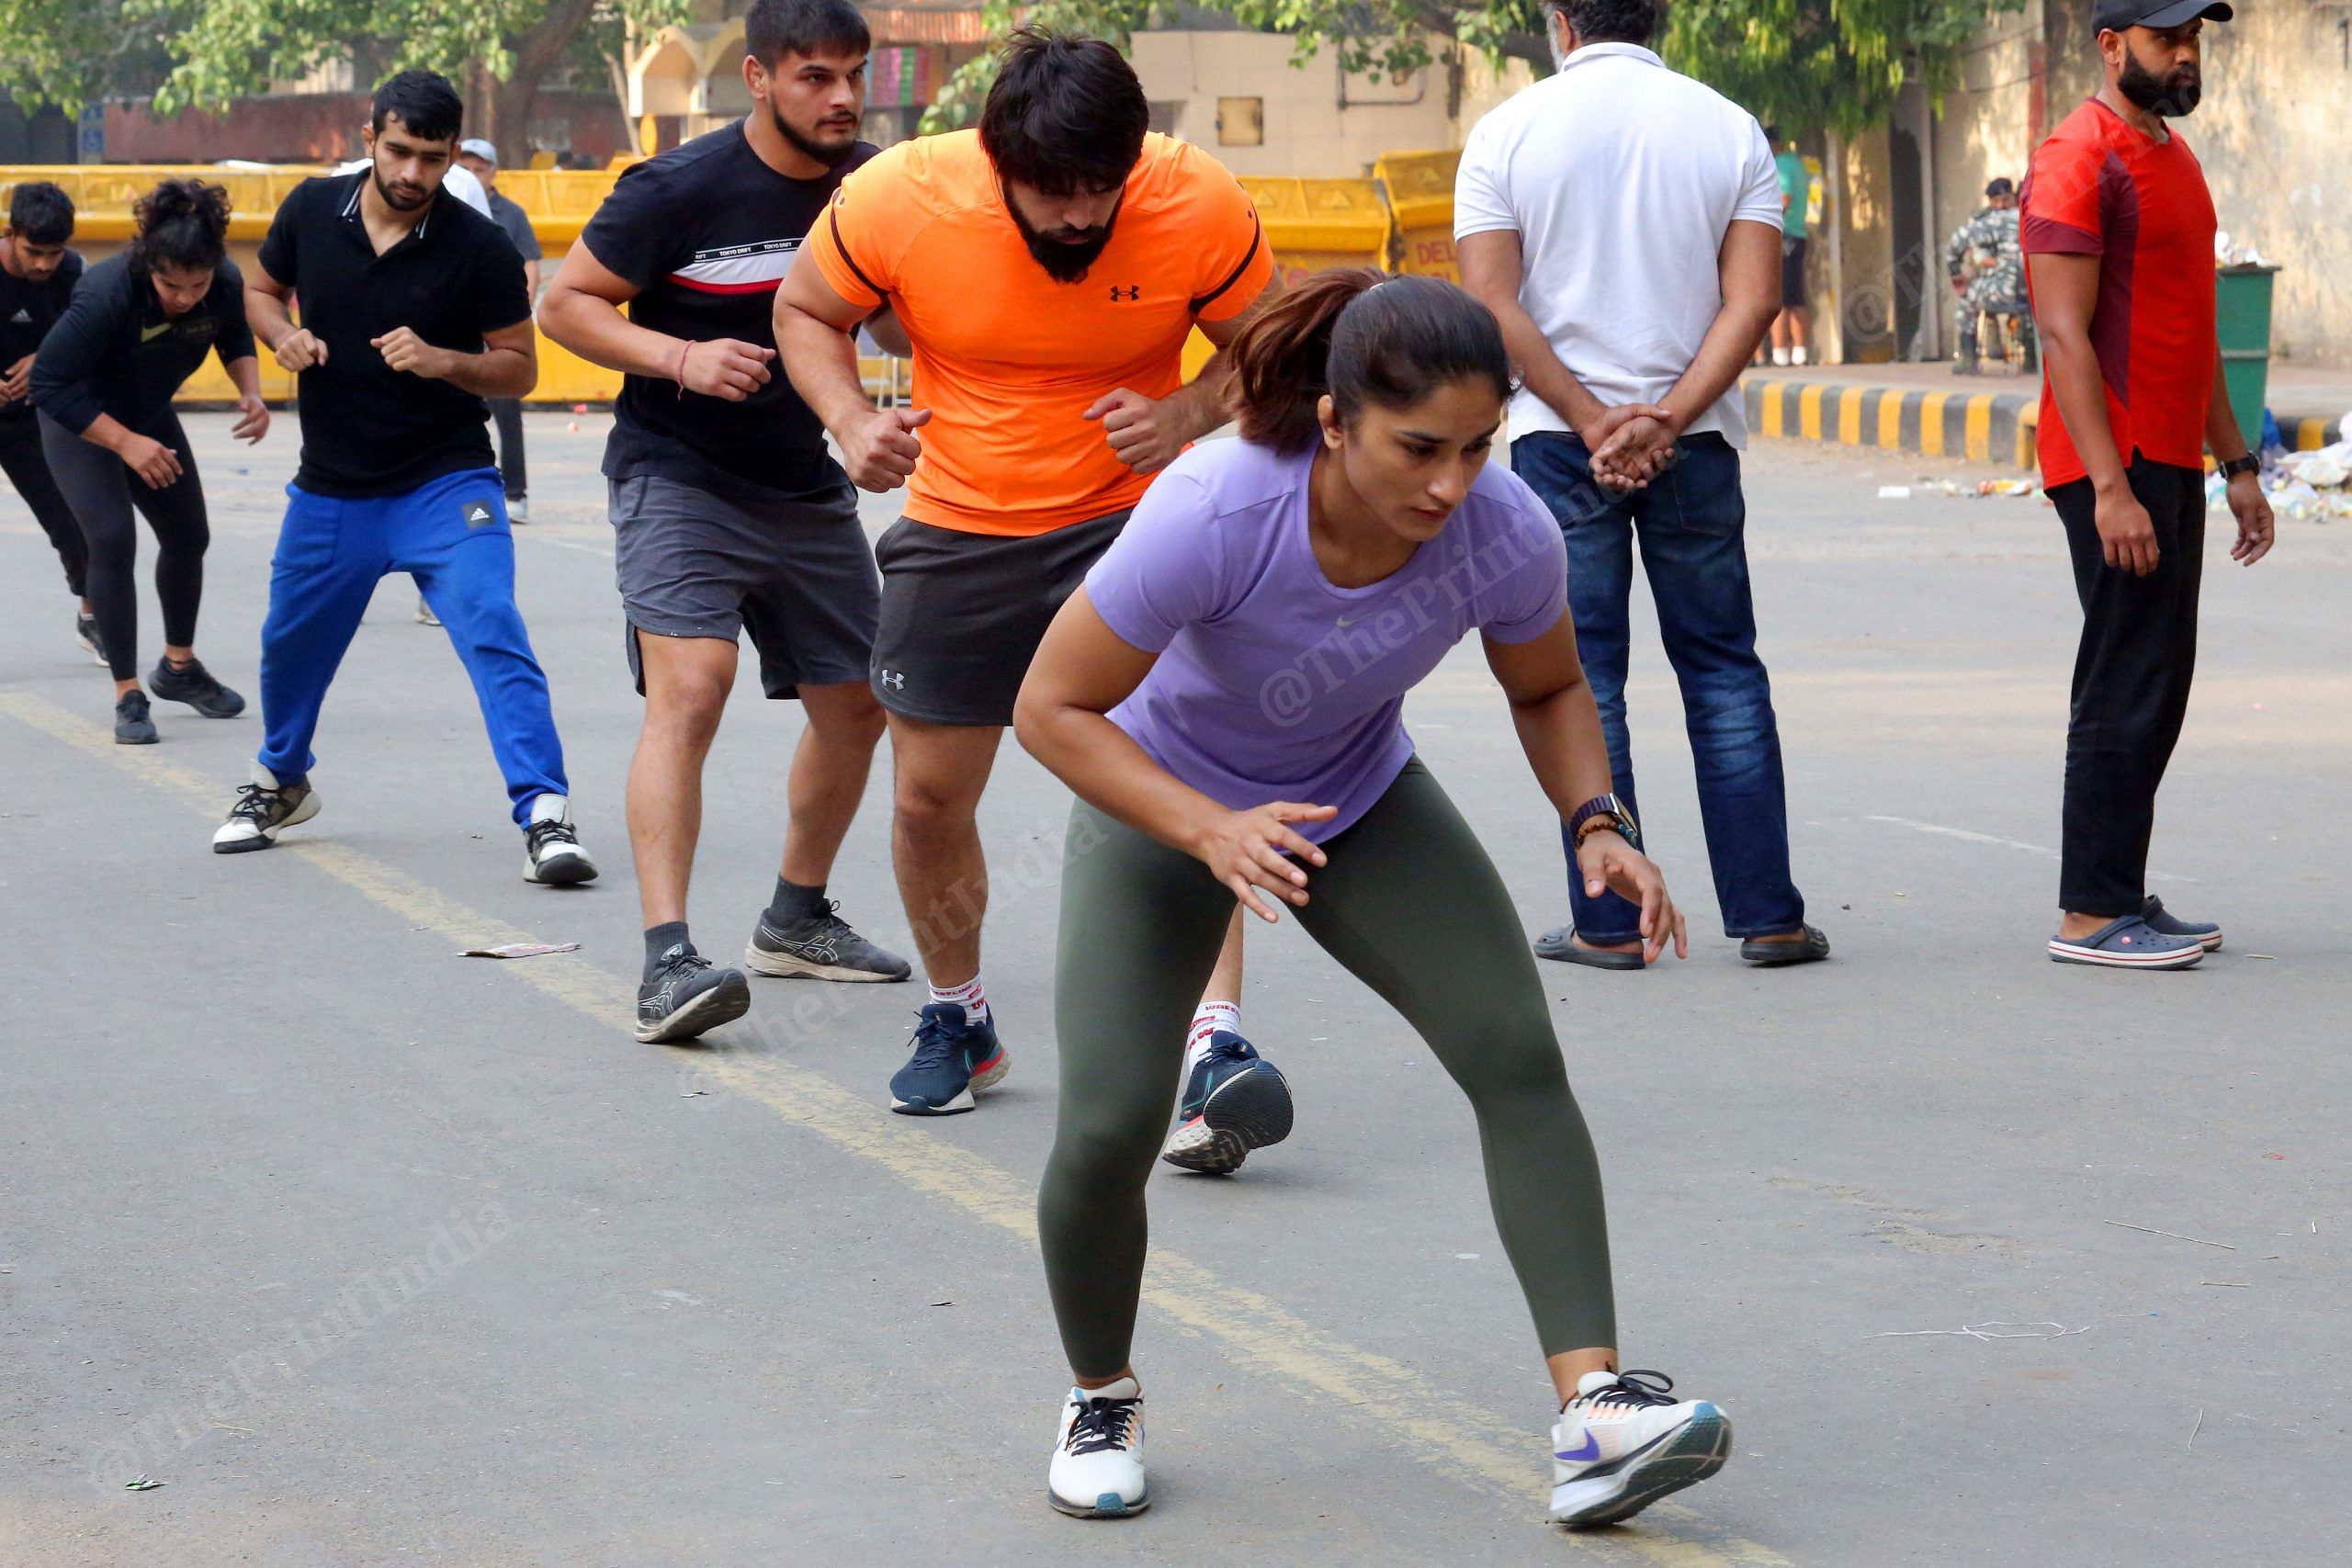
[
  {"left": 776, "top": 28, "right": 1279, "bottom": 1123},
  {"left": 2022, "top": 0, "right": 2271, "bottom": 972}
]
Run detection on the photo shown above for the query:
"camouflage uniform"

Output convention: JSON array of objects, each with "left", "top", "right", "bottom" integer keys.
[{"left": 1945, "top": 205, "right": 2033, "bottom": 367}]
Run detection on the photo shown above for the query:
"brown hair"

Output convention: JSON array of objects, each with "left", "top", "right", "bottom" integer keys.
[{"left": 1224, "top": 269, "right": 1513, "bottom": 453}]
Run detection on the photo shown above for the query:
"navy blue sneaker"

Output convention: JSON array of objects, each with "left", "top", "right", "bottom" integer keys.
[
  {"left": 1160, "top": 1031, "right": 1293, "bottom": 1174},
  {"left": 888, "top": 1002, "right": 1009, "bottom": 1115}
]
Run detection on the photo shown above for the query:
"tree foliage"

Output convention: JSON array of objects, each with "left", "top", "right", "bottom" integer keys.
[{"left": 920, "top": 0, "right": 2015, "bottom": 140}]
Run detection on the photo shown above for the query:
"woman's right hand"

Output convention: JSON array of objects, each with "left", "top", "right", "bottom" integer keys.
[
  {"left": 1194, "top": 801, "right": 1337, "bottom": 922},
  {"left": 115, "top": 432, "right": 184, "bottom": 490}
]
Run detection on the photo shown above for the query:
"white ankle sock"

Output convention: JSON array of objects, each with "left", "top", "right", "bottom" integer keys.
[
  {"left": 1792, "top": 345, "right": 1810, "bottom": 366},
  {"left": 931, "top": 975, "right": 987, "bottom": 1025},
  {"left": 1770, "top": 346, "right": 1790, "bottom": 366},
  {"left": 1186, "top": 1000, "right": 1239, "bottom": 1069}
]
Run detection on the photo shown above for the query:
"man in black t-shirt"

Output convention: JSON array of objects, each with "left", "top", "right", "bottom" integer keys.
[
  {"left": 541, "top": 0, "right": 906, "bottom": 1043},
  {"left": 213, "top": 69, "right": 598, "bottom": 890},
  {"left": 0, "top": 181, "right": 94, "bottom": 659}
]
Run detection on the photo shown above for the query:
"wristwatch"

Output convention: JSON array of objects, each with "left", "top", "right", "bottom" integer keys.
[
  {"left": 2219, "top": 453, "right": 2260, "bottom": 479},
  {"left": 1569, "top": 793, "right": 1640, "bottom": 851}
]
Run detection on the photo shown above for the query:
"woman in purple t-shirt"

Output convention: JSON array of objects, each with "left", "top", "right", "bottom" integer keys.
[{"left": 1012, "top": 272, "right": 1733, "bottom": 1529}]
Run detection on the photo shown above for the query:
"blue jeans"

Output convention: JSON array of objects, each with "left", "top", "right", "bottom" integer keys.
[
  {"left": 1511, "top": 432, "right": 1803, "bottom": 942},
  {"left": 256, "top": 468, "right": 566, "bottom": 827}
]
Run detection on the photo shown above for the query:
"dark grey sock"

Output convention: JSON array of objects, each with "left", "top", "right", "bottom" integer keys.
[
  {"left": 644, "top": 921, "right": 692, "bottom": 978},
  {"left": 766, "top": 877, "right": 829, "bottom": 926}
]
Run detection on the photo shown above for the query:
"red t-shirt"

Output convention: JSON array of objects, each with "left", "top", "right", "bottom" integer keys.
[{"left": 2020, "top": 97, "right": 2218, "bottom": 486}]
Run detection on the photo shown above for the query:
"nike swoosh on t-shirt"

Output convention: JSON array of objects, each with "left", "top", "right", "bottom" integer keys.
[{"left": 140, "top": 321, "right": 173, "bottom": 342}]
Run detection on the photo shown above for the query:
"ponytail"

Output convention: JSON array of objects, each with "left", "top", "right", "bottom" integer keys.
[
  {"left": 129, "top": 178, "right": 231, "bottom": 277},
  {"left": 1224, "top": 269, "right": 1514, "bottom": 453}
]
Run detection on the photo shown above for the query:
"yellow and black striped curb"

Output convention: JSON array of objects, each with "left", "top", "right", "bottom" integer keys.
[
  {"left": 1743, "top": 376, "right": 2041, "bottom": 468},
  {"left": 1744, "top": 373, "right": 2345, "bottom": 463}
]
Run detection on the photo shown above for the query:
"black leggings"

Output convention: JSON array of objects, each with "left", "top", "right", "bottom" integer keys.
[
  {"left": 1041, "top": 760, "right": 1615, "bottom": 1379},
  {"left": 40, "top": 410, "right": 209, "bottom": 682},
  {"left": 0, "top": 413, "right": 87, "bottom": 597}
]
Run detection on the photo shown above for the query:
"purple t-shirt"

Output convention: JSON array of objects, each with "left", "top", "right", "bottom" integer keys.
[{"left": 1084, "top": 437, "right": 1567, "bottom": 842}]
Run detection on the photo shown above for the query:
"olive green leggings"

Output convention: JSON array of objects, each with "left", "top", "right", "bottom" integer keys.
[{"left": 1039, "top": 759, "right": 1616, "bottom": 1378}]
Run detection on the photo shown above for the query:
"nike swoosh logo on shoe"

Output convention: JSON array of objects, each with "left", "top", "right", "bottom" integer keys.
[{"left": 1555, "top": 1431, "right": 1600, "bottom": 1462}]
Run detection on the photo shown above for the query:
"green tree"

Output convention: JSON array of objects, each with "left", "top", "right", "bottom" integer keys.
[
  {"left": 0, "top": 0, "right": 690, "bottom": 161},
  {"left": 921, "top": 0, "right": 2013, "bottom": 141}
]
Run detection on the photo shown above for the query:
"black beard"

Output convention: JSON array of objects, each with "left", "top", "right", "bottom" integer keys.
[
  {"left": 373, "top": 171, "right": 432, "bottom": 212},
  {"left": 2118, "top": 55, "right": 2200, "bottom": 117},
  {"left": 768, "top": 102, "right": 860, "bottom": 169},
  {"left": 1005, "top": 193, "right": 1119, "bottom": 284}
]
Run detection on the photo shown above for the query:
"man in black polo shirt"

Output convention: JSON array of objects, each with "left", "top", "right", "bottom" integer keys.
[
  {"left": 539, "top": 0, "right": 904, "bottom": 1043},
  {"left": 0, "top": 181, "right": 94, "bottom": 660},
  {"left": 214, "top": 69, "right": 597, "bottom": 889}
]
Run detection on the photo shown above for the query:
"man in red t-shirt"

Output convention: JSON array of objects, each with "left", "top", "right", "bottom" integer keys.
[{"left": 2022, "top": 0, "right": 2273, "bottom": 972}]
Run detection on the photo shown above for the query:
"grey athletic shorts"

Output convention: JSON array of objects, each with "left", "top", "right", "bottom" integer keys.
[
  {"left": 870, "top": 509, "right": 1129, "bottom": 727},
  {"left": 610, "top": 473, "right": 879, "bottom": 700}
]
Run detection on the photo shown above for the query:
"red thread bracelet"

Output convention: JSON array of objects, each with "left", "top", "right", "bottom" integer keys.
[{"left": 672, "top": 339, "right": 694, "bottom": 396}]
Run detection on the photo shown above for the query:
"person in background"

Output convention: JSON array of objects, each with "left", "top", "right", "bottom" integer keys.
[
  {"left": 1457, "top": 0, "right": 1827, "bottom": 973},
  {"left": 0, "top": 180, "right": 95, "bottom": 660},
  {"left": 31, "top": 178, "right": 266, "bottom": 744},
  {"left": 1767, "top": 128, "right": 1811, "bottom": 367},
  {"left": 1947, "top": 177, "right": 2033, "bottom": 376},
  {"left": 458, "top": 137, "right": 538, "bottom": 524},
  {"left": 2025, "top": 0, "right": 2271, "bottom": 969}
]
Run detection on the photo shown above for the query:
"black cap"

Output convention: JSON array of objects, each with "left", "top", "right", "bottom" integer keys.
[
  {"left": 1984, "top": 177, "right": 2015, "bottom": 197},
  {"left": 2093, "top": 0, "right": 2232, "bottom": 32}
]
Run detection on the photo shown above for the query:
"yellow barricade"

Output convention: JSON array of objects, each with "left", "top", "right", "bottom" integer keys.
[
  {"left": 1373, "top": 149, "right": 1460, "bottom": 282},
  {"left": 1183, "top": 175, "right": 1391, "bottom": 378}
]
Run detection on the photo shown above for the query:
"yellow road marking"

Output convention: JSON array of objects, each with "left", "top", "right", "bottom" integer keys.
[
  {"left": 1876, "top": 390, "right": 1904, "bottom": 449},
  {"left": 1758, "top": 380, "right": 1785, "bottom": 438},
  {"left": 1796, "top": 383, "right": 1825, "bottom": 441},
  {"left": 0, "top": 687, "right": 1791, "bottom": 1567},
  {"left": 1836, "top": 387, "right": 1863, "bottom": 446}
]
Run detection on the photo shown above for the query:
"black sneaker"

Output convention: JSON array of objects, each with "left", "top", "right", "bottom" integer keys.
[
  {"left": 212, "top": 765, "right": 319, "bottom": 851},
  {"left": 1160, "top": 1031, "right": 1294, "bottom": 1174},
  {"left": 149, "top": 657, "right": 245, "bottom": 718},
  {"left": 745, "top": 900, "right": 911, "bottom": 982},
  {"left": 521, "top": 794, "right": 598, "bottom": 886},
  {"left": 637, "top": 943, "right": 751, "bottom": 1044},
  {"left": 113, "top": 689, "right": 156, "bottom": 745},
  {"left": 76, "top": 611, "right": 106, "bottom": 667}
]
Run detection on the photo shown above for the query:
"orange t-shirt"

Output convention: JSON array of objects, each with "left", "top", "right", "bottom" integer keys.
[
  {"left": 2020, "top": 98, "right": 2218, "bottom": 487},
  {"left": 805, "top": 130, "right": 1272, "bottom": 536}
]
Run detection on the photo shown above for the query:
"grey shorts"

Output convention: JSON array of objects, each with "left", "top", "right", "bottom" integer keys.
[
  {"left": 610, "top": 473, "right": 879, "bottom": 700},
  {"left": 870, "top": 509, "right": 1129, "bottom": 727}
]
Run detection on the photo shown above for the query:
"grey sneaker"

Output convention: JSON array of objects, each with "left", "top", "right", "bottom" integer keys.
[
  {"left": 77, "top": 610, "right": 106, "bottom": 666},
  {"left": 113, "top": 689, "right": 157, "bottom": 745},
  {"left": 149, "top": 656, "right": 245, "bottom": 718},
  {"left": 745, "top": 901, "right": 911, "bottom": 982},
  {"left": 637, "top": 944, "right": 751, "bottom": 1043}
]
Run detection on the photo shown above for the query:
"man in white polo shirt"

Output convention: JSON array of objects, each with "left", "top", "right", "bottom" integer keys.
[{"left": 1457, "top": 0, "right": 1827, "bottom": 973}]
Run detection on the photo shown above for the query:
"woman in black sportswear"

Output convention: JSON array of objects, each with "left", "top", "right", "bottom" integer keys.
[{"left": 31, "top": 178, "right": 269, "bottom": 744}]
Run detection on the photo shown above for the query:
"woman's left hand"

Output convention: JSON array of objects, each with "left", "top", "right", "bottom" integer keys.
[
  {"left": 231, "top": 393, "right": 270, "bottom": 445},
  {"left": 1575, "top": 830, "right": 1689, "bottom": 962}
]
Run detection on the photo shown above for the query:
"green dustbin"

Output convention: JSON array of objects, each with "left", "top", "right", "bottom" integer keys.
[{"left": 2217, "top": 263, "right": 2279, "bottom": 446}]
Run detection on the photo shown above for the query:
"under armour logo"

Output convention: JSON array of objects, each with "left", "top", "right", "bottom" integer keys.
[
  {"left": 879, "top": 669, "right": 905, "bottom": 689},
  {"left": 1110, "top": 285, "right": 1140, "bottom": 301}
]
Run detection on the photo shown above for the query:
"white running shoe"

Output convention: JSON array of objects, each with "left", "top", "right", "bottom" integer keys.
[
  {"left": 507, "top": 496, "right": 529, "bottom": 524},
  {"left": 522, "top": 794, "right": 598, "bottom": 885},
  {"left": 1046, "top": 1377, "right": 1147, "bottom": 1517},
  {"left": 212, "top": 763, "right": 321, "bottom": 853},
  {"left": 416, "top": 596, "right": 440, "bottom": 626},
  {"left": 1550, "top": 1369, "right": 1731, "bottom": 1529}
]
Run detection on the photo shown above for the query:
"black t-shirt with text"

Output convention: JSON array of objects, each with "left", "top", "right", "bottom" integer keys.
[
  {"left": 0, "top": 248, "right": 83, "bottom": 423},
  {"left": 257, "top": 173, "right": 531, "bottom": 499},
  {"left": 29, "top": 252, "right": 254, "bottom": 435},
  {"left": 579, "top": 121, "right": 873, "bottom": 499}
]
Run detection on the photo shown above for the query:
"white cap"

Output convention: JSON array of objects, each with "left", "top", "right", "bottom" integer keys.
[{"left": 458, "top": 138, "right": 498, "bottom": 165}]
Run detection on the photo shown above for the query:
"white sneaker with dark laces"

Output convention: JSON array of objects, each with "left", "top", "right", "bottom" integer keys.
[
  {"left": 522, "top": 794, "right": 598, "bottom": 885},
  {"left": 1550, "top": 1369, "right": 1731, "bottom": 1528},
  {"left": 1046, "top": 1377, "right": 1147, "bottom": 1517},
  {"left": 212, "top": 764, "right": 320, "bottom": 853}
]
